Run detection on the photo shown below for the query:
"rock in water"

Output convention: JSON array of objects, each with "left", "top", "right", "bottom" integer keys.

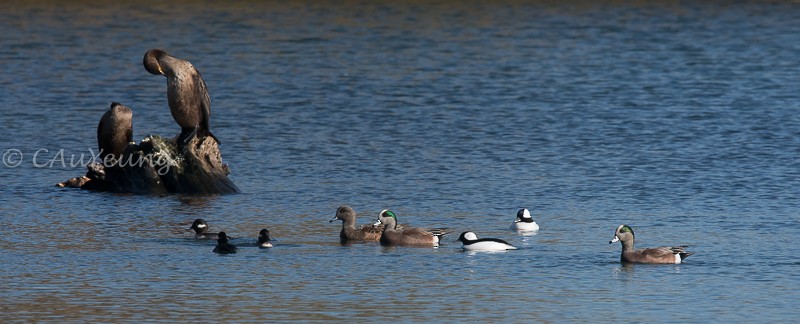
[{"left": 59, "top": 135, "right": 239, "bottom": 194}]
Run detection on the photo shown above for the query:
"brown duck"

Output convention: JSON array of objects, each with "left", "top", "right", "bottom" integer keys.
[
  {"left": 375, "top": 210, "right": 448, "bottom": 247},
  {"left": 610, "top": 225, "right": 694, "bottom": 264},
  {"left": 329, "top": 206, "right": 385, "bottom": 243}
]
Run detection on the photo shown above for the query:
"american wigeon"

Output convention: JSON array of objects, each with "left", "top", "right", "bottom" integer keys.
[
  {"left": 375, "top": 210, "right": 448, "bottom": 247},
  {"left": 457, "top": 231, "right": 517, "bottom": 251},
  {"left": 510, "top": 208, "right": 539, "bottom": 231},
  {"left": 609, "top": 225, "right": 694, "bottom": 264},
  {"left": 257, "top": 228, "right": 273, "bottom": 248},
  {"left": 189, "top": 218, "right": 219, "bottom": 240},
  {"left": 329, "top": 206, "right": 384, "bottom": 242},
  {"left": 212, "top": 231, "right": 238, "bottom": 254}
]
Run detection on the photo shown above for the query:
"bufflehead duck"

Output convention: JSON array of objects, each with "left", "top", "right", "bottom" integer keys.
[
  {"left": 189, "top": 218, "right": 219, "bottom": 239},
  {"left": 457, "top": 231, "right": 517, "bottom": 251},
  {"left": 511, "top": 208, "right": 539, "bottom": 231},
  {"left": 258, "top": 228, "right": 273, "bottom": 248}
]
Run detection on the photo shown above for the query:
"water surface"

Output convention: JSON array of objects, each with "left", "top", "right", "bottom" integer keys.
[{"left": 1, "top": 1, "right": 799, "bottom": 322}]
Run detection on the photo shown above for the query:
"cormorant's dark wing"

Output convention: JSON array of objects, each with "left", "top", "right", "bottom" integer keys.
[
  {"left": 125, "top": 124, "right": 133, "bottom": 144},
  {"left": 194, "top": 69, "right": 219, "bottom": 143},
  {"left": 97, "top": 113, "right": 105, "bottom": 151}
]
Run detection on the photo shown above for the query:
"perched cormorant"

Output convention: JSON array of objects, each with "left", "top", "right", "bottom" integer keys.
[
  {"left": 97, "top": 102, "right": 133, "bottom": 165},
  {"left": 143, "top": 49, "right": 218, "bottom": 145}
]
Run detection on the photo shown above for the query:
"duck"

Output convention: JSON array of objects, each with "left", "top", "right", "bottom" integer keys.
[
  {"left": 213, "top": 231, "right": 238, "bottom": 254},
  {"left": 143, "top": 49, "right": 218, "bottom": 146},
  {"left": 257, "top": 228, "right": 273, "bottom": 248},
  {"left": 374, "top": 209, "right": 448, "bottom": 247},
  {"left": 609, "top": 225, "right": 694, "bottom": 264},
  {"left": 329, "top": 206, "right": 384, "bottom": 242},
  {"left": 188, "top": 218, "right": 218, "bottom": 240},
  {"left": 510, "top": 208, "right": 539, "bottom": 231},
  {"left": 457, "top": 231, "right": 517, "bottom": 251}
]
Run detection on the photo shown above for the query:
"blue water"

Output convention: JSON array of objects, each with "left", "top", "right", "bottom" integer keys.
[{"left": 2, "top": 1, "right": 799, "bottom": 322}]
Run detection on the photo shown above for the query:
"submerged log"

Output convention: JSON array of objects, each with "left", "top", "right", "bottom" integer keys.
[{"left": 58, "top": 135, "right": 239, "bottom": 194}]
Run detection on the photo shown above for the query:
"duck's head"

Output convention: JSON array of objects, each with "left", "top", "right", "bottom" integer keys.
[
  {"left": 457, "top": 231, "right": 478, "bottom": 243},
  {"left": 515, "top": 208, "right": 535, "bottom": 223},
  {"left": 258, "top": 228, "right": 271, "bottom": 242},
  {"left": 375, "top": 209, "right": 398, "bottom": 229},
  {"left": 217, "top": 231, "right": 230, "bottom": 244},
  {"left": 610, "top": 224, "right": 634, "bottom": 244},
  {"left": 330, "top": 205, "right": 356, "bottom": 223}
]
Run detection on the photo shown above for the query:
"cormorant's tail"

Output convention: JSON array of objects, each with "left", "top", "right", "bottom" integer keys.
[
  {"left": 206, "top": 130, "right": 220, "bottom": 145},
  {"left": 179, "top": 126, "right": 220, "bottom": 147}
]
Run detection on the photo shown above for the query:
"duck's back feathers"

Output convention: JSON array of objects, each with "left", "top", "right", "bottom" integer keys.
[
  {"left": 623, "top": 246, "right": 693, "bottom": 264},
  {"left": 341, "top": 225, "right": 383, "bottom": 242},
  {"left": 379, "top": 227, "right": 441, "bottom": 246}
]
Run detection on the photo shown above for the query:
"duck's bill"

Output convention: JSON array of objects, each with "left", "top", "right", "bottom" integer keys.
[
  {"left": 373, "top": 220, "right": 382, "bottom": 226},
  {"left": 609, "top": 236, "right": 620, "bottom": 244},
  {"left": 329, "top": 216, "right": 339, "bottom": 223}
]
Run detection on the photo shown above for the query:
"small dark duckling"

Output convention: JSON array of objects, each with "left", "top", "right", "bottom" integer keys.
[
  {"left": 213, "top": 232, "right": 238, "bottom": 254},
  {"left": 257, "top": 228, "right": 273, "bottom": 248}
]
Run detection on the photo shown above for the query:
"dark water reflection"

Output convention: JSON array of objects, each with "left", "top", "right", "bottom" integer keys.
[{"left": 2, "top": 1, "right": 800, "bottom": 322}]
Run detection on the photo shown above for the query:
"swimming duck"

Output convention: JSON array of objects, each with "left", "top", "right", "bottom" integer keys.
[
  {"left": 188, "top": 218, "right": 218, "bottom": 240},
  {"left": 609, "top": 225, "right": 694, "bottom": 264},
  {"left": 213, "top": 231, "right": 238, "bottom": 254},
  {"left": 457, "top": 231, "right": 517, "bottom": 251},
  {"left": 375, "top": 210, "right": 448, "bottom": 247},
  {"left": 511, "top": 208, "right": 539, "bottom": 231},
  {"left": 257, "top": 228, "right": 273, "bottom": 248},
  {"left": 329, "top": 206, "right": 384, "bottom": 242},
  {"left": 143, "top": 49, "right": 218, "bottom": 146}
]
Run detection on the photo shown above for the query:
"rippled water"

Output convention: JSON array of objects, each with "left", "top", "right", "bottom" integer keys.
[{"left": 2, "top": 1, "right": 800, "bottom": 322}]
